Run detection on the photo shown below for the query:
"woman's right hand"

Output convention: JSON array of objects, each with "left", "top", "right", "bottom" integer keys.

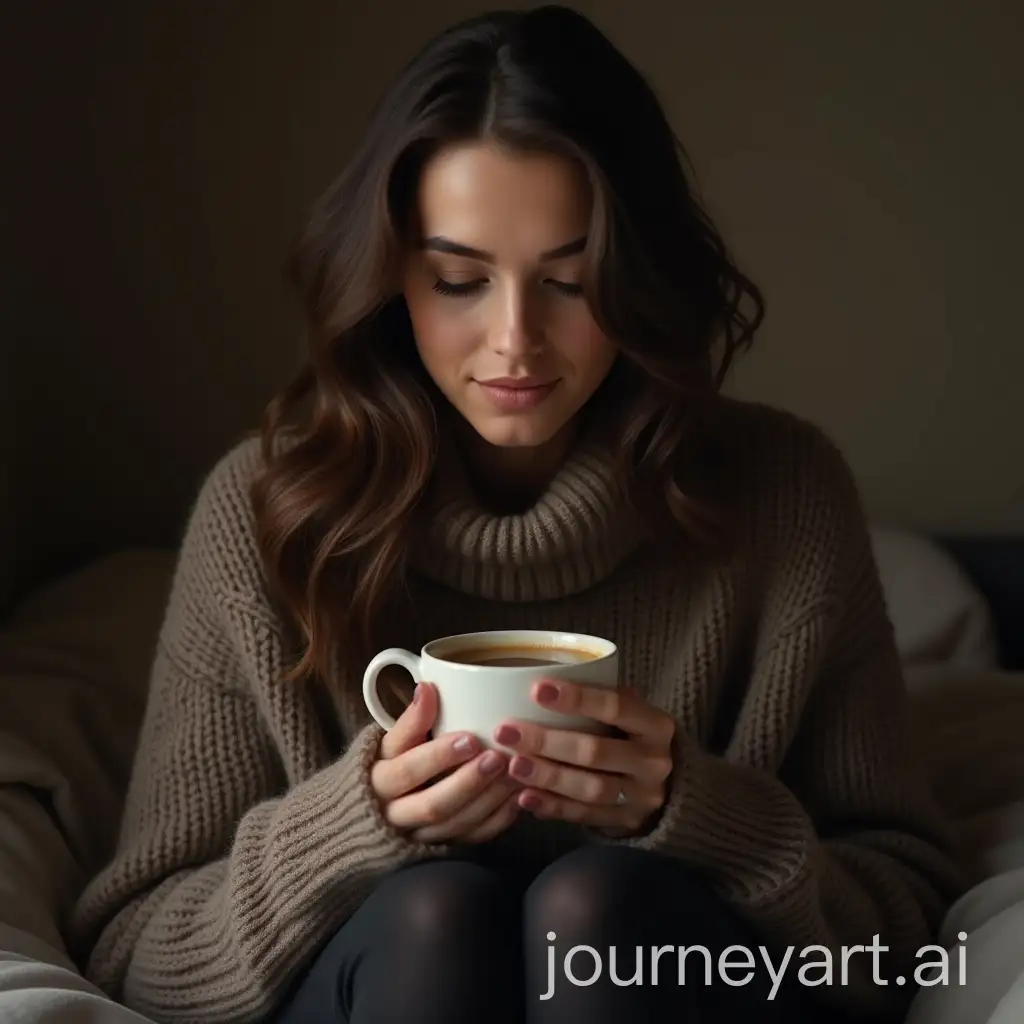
[{"left": 369, "top": 682, "right": 521, "bottom": 843}]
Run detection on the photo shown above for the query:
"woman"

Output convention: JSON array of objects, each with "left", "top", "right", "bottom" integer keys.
[{"left": 69, "top": 6, "right": 966, "bottom": 1023}]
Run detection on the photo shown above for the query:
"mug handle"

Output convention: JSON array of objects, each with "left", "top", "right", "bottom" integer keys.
[{"left": 362, "top": 648, "right": 423, "bottom": 730}]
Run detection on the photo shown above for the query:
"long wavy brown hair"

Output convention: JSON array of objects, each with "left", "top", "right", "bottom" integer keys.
[{"left": 250, "top": 5, "right": 765, "bottom": 691}]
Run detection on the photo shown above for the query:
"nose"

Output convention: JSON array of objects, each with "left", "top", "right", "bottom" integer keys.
[{"left": 488, "top": 283, "right": 543, "bottom": 358}]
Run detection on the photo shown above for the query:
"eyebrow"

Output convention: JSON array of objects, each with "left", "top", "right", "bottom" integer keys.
[{"left": 420, "top": 235, "right": 587, "bottom": 263}]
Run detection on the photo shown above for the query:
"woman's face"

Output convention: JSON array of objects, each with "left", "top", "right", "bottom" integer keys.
[{"left": 402, "top": 142, "right": 618, "bottom": 451}]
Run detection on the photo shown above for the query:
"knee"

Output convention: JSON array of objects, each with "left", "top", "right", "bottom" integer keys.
[
  {"left": 524, "top": 845, "right": 720, "bottom": 939},
  {"left": 375, "top": 859, "right": 511, "bottom": 944},
  {"left": 523, "top": 846, "right": 647, "bottom": 935}
]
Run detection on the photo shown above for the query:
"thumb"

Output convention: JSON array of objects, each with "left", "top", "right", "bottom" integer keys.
[{"left": 379, "top": 682, "right": 437, "bottom": 759}]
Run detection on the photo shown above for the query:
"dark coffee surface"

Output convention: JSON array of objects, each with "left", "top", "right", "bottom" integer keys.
[
  {"left": 441, "top": 644, "right": 600, "bottom": 667},
  {"left": 476, "top": 655, "right": 557, "bottom": 667}
]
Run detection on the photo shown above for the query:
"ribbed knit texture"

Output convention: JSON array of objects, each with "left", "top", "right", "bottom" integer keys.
[{"left": 68, "top": 398, "right": 965, "bottom": 1023}]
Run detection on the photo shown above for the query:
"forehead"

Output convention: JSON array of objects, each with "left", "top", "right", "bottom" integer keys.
[{"left": 414, "top": 143, "right": 591, "bottom": 257}]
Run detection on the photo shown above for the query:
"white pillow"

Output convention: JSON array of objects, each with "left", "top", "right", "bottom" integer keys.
[
  {"left": 904, "top": 898, "right": 1024, "bottom": 1024},
  {"left": 870, "top": 528, "right": 999, "bottom": 669}
]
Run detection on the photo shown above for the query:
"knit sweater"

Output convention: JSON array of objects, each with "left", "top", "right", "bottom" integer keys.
[{"left": 68, "top": 398, "right": 965, "bottom": 1023}]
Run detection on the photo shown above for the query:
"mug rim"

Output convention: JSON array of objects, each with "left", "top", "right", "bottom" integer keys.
[{"left": 422, "top": 629, "right": 616, "bottom": 670}]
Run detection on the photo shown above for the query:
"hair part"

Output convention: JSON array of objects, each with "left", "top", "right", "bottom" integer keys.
[{"left": 251, "top": 5, "right": 764, "bottom": 691}]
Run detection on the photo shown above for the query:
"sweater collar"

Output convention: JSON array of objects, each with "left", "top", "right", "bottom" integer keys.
[{"left": 409, "top": 426, "right": 642, "bottom": 603}]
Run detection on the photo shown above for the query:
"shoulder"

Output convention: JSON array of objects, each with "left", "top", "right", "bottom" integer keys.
[
  {"left": 712, "top": 396, "right": 850, "bottom": 470},
  {"left": 143, "top": 434, "right": 286, "bottom": 697},
  {"left": 169, "top": 431, "right": 291, "bottom": 619},
  {"left": 199, "top": 431, "right": 268, "bottom": 499},
  {"left": 185, "top": 433, "right": 266, "bottom": 577},
  {"left": 710, "top": 397, "right": 863, "bottom": 525},
  {"left": 703, "top": 398, "right": 873, "bottom": 607}
]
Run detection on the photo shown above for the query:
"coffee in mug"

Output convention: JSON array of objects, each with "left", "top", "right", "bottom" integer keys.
[
  {"left": 439, "top": 643, "right": 604, "bottom": 667},
  {"left": 362, "top": 629, "right": 618, "bottom": 751}
]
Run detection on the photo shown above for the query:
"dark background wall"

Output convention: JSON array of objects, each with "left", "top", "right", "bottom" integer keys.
[{"left": 2, "top": 0, "right": 1021, "bottom": 611}]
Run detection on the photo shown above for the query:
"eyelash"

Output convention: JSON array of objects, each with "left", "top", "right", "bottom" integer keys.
[{"left": 431, "top": 278, "right": 583, "bottom": 299}]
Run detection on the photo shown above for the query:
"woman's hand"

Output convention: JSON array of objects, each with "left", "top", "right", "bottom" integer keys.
[
  {"left": 369, "top": 682, "right": 521, "bottom": 844},
  {"left": 492, "top": 680, "right": 675, "bottom": 835}
]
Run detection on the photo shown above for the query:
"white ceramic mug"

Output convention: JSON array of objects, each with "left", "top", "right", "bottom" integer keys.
[{"left": 362, "top": 629, "right": 619, "bottom": 751}]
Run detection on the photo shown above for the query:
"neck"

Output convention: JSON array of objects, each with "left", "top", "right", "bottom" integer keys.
[{"left": 452, "top": 416, "right": 580, "bottom": 513}]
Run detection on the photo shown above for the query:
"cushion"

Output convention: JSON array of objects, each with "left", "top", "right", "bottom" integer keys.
[
  {"left": 0, "top": 549, "right": 175, "bottom": 959},
  {"left": 0, "top": 944, "right": 158, "bottom": 1024},
  {"left": 906, "top": 666, "right": 1024, "bottom": 828},
  {"left": 904, "top": 664, "right": 1024, "bottom": 1024},
  {"left": 0, "top": 793, "right": 159, "bottom": 1024},
  {"left": 871, "top": 528, "right": 999, "bottom": 669},
  {"left": 904, "top": 899, "right": 1024, "bottom": 1024},
  {"left": 990, "top": 975, "right": 1024, "bottom": 1024}
]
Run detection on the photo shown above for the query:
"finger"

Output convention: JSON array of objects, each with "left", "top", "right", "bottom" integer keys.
[
  {"left": 372, "top": 729, "right": 482, "bottom": 802},
  {"left": 507, "top": 753, "right": 625, "bottom": 805},
  {"left": 379, "top": 682, "right": 438, "bottom": 760},
  {"left": 531, "top": 679, "right": 676, "bottom": 743},
  {"left": 383, "top": 748, "right": 509, "bottom": 831},
  {"left": 461, "top": 791, "right": 522, "bottom": 844},
  {"left": 412, "top": 774, "right": 519, "bottom": 843},
  {"left": 494, "top": 721, "right": 670, "bottom": 783},
  {"left": 517, "top": 787, "right": 656, "bottom": 832}
]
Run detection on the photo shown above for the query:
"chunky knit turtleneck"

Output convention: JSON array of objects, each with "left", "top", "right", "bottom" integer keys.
[
  {"left": 68, "top": 398, "right": 965, "bottom": 1024},
  {"left": 411, "top": 433, "right": 641, "bottom": 601}
]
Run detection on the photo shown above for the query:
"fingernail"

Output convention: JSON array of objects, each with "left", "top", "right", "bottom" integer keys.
[
  {"left": 495, "top": 724, "right": 521, "bottom": 746},
  {"left": 511, "top": 756, "right": 534, "bottom": 778},
  {"left": 537, "top": 682, "right": 559, "bottom": 704},
  {"left": 520, "top": 792, "right": 542, "bottom": 811},
  {"left": 480, "top": 750, "right": 504, "bottom": 774},
  {"left": 412, "top": 684, "right": 421, "bottom": 704},
  {"left": 453, "top": 735, "right": 476, "bottom": 753}
]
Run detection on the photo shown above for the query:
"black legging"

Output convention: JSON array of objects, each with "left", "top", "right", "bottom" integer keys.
[{"left": 272, "top": 845, "right": 865, "bottom": 1023}]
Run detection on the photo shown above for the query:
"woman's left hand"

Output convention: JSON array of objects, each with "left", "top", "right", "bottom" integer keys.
[{"left": 492, "top": 680, "right": 676, "bottom": 835}]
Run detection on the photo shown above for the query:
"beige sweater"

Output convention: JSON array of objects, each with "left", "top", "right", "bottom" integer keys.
[{"left": 68, "top": 399, "right": 965, "bottom": 1023}]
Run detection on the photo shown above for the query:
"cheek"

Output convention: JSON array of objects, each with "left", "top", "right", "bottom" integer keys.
[
  {"left": 559, "top": 312, "right": 617, "bottom": 379},
  {"left": 405, "top": 292, "right": 477, "bottom": 372}
]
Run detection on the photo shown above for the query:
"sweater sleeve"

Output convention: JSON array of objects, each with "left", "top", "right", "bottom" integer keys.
[
  {"left": 67, "top": 442, "right": 446, "bottom": 1023},
  {"left": 599, "top": 428, "right": 969, "bottom": 1020}
]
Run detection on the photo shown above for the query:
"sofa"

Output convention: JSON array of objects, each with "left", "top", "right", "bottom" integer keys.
[{"left": 1, "top": 526, "right": 1022, "bottom": 1023}]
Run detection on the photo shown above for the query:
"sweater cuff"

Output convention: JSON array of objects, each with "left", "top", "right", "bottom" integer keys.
[
  {"left": 246, "top": 723, "right": 450, "bottom": 942},
  {"left": 594, "top": 729, "right": 815, "bottom": 905}
]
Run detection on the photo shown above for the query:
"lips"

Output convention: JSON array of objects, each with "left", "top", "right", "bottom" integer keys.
[
  {"left": 476, "top": 377, "right": 553, "bottom": 389},
  {"left": 474, "top": 377, "right": 560, "bottom": 411}
]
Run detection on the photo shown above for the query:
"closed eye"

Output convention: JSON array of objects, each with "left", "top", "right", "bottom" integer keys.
[
  {"left": 431, "top": 278, "right": 584, "bottom": 299},
  {"left": 546, "top": 279, "right": 583, "bottom": 297},
  {"left": 432, "top": 278, "right": 486, "bottom": 297}
]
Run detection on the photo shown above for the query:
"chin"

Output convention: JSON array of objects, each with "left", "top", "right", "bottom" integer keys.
[{"left": 467, "top": 414, "right": 567, "bottom": 450}]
